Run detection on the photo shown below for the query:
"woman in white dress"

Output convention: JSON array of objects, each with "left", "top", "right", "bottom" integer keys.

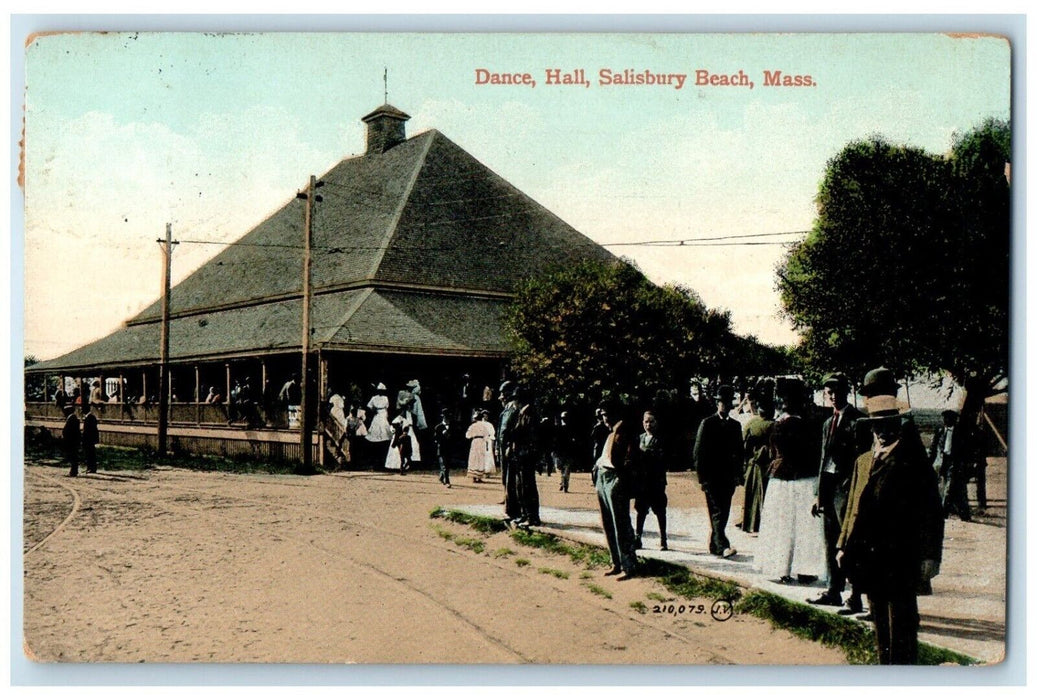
[
  {"left": 365, "top": 383, "right": 393, "bottom": 469},
  {"left": 326, "top": 393, "right": 349, "bottom": 462},
  {"left": 465, "top": 410, "right": 497, "bottom": 483},
  {"left": 365, "top": 383, "right": 393, "bottom": 442},
  {"left": 757, "top": 394, "right": 828, "bottom": 583}
]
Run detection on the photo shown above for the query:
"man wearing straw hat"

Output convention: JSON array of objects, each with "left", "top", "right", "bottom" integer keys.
[{"left": 837, "top": 367, "right": 944, "bottom": 664}]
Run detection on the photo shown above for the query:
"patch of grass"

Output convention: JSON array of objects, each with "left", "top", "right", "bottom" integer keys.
[
  {"left": 629, "top": 601, "right": 648, "bottom": 614},
  {"left": 579, "top": 572, "right": 594, "bottom": 580},
  {"left": 432, "top": 525, "right": 486, "bottom": 554},
  {"left": 638, "top": 558, "right": 742, "bottom": 603},
  {"left": 509, "top": 528, "right": 613, "bottom": 569},
  {"left": 736, "top": 591, "right": 976, "bottom": 666},
  {"left": 431, "top": 508, "right": 509, "bottom": 535},
  {"left": 917, "top": 642, "right": 977, "bottom": 666},
  {"left": 583, "top": 582, "right": 612, "bottom": 599},
  {"left": 538, "top": 567, "right": 570, "bottom": 580},
  {"left": 454, "top": 536, "right": 486, "bottom": 554},
  {"left": 432, "top": 508, "right": 979, "bottom": 666},
  {"left": 737, "top": 590, "right": 875, "bottom": 664},
  {"left": 493, "top": 548, "right": 515, "bottom": 559}
]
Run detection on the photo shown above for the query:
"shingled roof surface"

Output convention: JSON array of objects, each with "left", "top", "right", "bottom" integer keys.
[
  {"left": 34, "top": 122, "right": 613, "bottom": 371},
  {"left": 33, "top": 288, "right": 509, "bottom": 371},
  {"left": 130, "top": 128, "right": 612, "bottom": 323}
]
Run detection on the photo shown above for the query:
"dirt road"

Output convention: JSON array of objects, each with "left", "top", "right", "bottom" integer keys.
[{"left": 23, "top": 460, "right": 844, "bottom": 665}]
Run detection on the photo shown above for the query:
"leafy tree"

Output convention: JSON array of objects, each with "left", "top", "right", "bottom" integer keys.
[
  {"left": 504, "top": 259, "right": 734, "bottom": 409},
  {"left": 778, "top": 119, "right": 1009, "bottom": 419}
]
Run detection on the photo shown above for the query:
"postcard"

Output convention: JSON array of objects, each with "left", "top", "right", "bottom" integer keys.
[{"left": 18, "top": 27, "right": 1011, "bottom": 674}]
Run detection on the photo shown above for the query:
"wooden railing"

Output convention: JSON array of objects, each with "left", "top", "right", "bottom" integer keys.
[{"left": 25, "top": 402, "right": 290, "bottom": 429}]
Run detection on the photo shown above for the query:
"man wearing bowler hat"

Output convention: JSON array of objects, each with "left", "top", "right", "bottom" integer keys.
[
  {"left": 837, "top": 367, "right": 944, "bottom": 664},
  {"left": 693, "top": 384, "right": 743, "bottom": 558},
  {"left": 809, "top": 372, "right": 867, "bottom": 611}
]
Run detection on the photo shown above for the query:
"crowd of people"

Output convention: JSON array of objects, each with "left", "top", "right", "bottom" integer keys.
[
  {"left": 578, "top": 367, "right": 972, "bottom": 666},
  {"left": 50, "top": 363, "right": 988, "bottom": 666}
]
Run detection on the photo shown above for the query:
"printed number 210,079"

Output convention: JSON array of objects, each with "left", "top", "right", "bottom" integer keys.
[{"left": 652, "top": 604, "right": 706, "bottom": 616}]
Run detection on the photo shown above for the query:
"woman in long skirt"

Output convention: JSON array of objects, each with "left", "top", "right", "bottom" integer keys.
[
  {"left": 740, "top": 402, "right": 774, "bottom": 534},
  {"left": 365, "top": 383, "right": 392, "bottom": 468},
  {"left": 465, "top": 410, "right": 497, "bottom": 482},
  {"left": 757, "top": 401, "right": 827, "bottom": 582}
]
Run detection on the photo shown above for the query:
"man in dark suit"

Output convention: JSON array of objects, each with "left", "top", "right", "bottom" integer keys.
[
  {"left": 693, "top": 385, "right": 743, "bottom": 558},
  {"left": 510, "top": 386, "right": 542, "bottom": 526},
  {"left": 82, "top": 405, "right": 100, "bottom": 474},
  {"left": 593, "top": 399, "right": 640, "bottom": 579},
  {"left": 930, "top": 409, "right": 972, "bottom": 522},
  {"left": 837, "top": 368, "right": 944, "bottom": 665},
  {"left": 809, "top": 372, "right": 867, "bottom": 610},
  {"left": 62, "top": 406, "right": 81, "bottom": 477}
]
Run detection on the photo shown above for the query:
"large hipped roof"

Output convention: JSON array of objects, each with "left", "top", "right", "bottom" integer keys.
[{"left": 33, "top": 118, "right": 615, "bottom": 373}]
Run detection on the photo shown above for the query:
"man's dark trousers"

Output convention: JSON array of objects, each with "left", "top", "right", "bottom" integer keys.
[
  {"left": 503, "top": 455, "right": 522, "bottom": 519},
  {"left": 703, "top": 485, "right": 735, "bottom": 554},
  {"left": 868, "top": 591, "right": 920, "bottom": 664},
  {"left": 84, "top": 443, "right": 97, "bottom": 473},
  {"left": 517, "top": 456, "right": 541, "bottom": 524},
  {"left": 819, "top": 471, "right": 848, "bottom": 596}
]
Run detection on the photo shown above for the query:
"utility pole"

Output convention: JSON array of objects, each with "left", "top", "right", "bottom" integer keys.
[
  {"left": 297, "top": 176, "right": 322, "bottom": 473},
  {"left": 156, "top": 223, "right": 178, "bottom": 457}
]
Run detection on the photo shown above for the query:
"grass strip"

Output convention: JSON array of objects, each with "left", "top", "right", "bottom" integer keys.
[
  {"left": 433, "top": 508, "right": 979, "bottom": 666},
  {"left": 429, "top": 508, "right": 509, "bottom": 535},
  {"left": 737, "top": 590, "right": 876, "bottom": 664},
  {"left": 508, "top": 528, "right": 613, "bottom": 569},
  {"left": 582, "top": 582, "right": 612, "bottom": 599},
  {"left": 538, "top": 567, "right": 570, "bottom": 580},
  {"left": 432, "top": 525, "right": 487, "bottom": 554},
  {"left": 737, "top": 590, "right": 977, "bottom": 666}
]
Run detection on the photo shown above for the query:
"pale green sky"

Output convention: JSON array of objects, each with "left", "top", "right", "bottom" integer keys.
[{"left": 23, "top": 32, "right": 1010, "bottom": 359}]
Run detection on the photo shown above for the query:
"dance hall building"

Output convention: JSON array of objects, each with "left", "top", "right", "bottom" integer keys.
[{"left": 25, "top": 103, "right": 616, "bottom": 464}]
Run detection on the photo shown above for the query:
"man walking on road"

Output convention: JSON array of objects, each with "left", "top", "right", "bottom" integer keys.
[{"left": 693, "top": 385, "right": 743, "bottom": 558}]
